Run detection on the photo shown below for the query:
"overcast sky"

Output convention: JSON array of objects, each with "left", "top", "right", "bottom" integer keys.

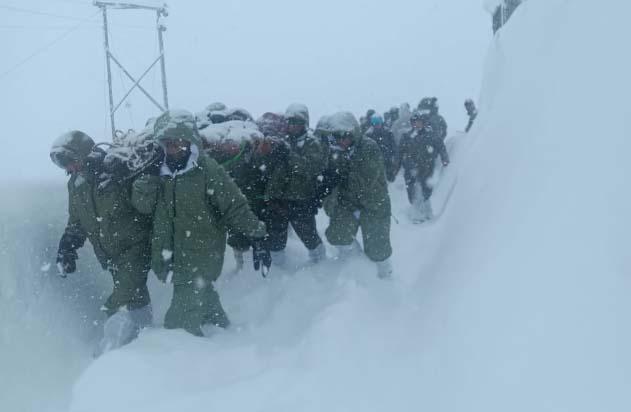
[{"left": 0, "top": 0, "right": 490, "bottom": 180}]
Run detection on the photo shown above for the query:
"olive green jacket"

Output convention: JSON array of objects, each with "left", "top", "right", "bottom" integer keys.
[
  {"left": 209, "top": 143, "right": 268, "bottom": 209},
  {"left": 269, "top": 132, "right": 327, "bottom": 201},
  {"left": 132, "top": 154, "right": 266, "bottom": 284},
  {"left": 332, "top": 135, "right": 391, "bottom": 218},
  {"left": 65, "top": 174, "right": 151, "bottom": 268}
]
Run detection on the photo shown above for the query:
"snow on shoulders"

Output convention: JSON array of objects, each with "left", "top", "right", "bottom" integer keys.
[{"left": 199, "top": 120, "right": 262, "bottom": 145}]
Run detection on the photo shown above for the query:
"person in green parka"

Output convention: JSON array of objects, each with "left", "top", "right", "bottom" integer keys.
[
  {"left": 50, "top": 130, "right": 153, "bottom": 356},
  {"left": 201, "top": 114, "right": 289, "bottom": 272},
  {"left": 264, "top": 103, "right": 328, "bottom": 268},
  {"left": 132, "top": 110, "right": 270, "bottom": 337},
  {"left": 324, "top": 112, "right": 394, "bottom": 279}
]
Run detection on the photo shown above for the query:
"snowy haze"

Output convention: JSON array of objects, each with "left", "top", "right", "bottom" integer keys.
[
  {"left": 7, "top": 0, "right": 629, "bottom": 412},
  {"left": 0, "top": 0, "right": 489, "bottom": 180}
]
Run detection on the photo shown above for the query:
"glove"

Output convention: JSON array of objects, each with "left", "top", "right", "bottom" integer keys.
[
  {"left": 56, "top": 232, "right": 84, "bottom": 277},
  {"left": 56, "top": 249, "right": 78, "bottom": 277},
  {"left": 442, "top": 160, "right": 450, "bottom": 167},
  {"left": 251, "top": 239, "right": 271, "bottom": 277}
]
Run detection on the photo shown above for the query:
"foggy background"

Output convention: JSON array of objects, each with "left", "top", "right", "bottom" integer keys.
[{"left": 0, "top": 0, "right": 489, "bottom": 180}]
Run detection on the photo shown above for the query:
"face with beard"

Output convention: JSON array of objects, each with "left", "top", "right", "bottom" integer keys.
[{"left": 164, "top": 138, "right": 192, "bottom": 172}]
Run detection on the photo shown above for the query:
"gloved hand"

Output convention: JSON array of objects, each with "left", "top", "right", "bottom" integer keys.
[
  {"left": 251, "top": 239, "right": 271, "bottom": 277},
  {"left": 442, "top": 160, "right": 450, "bottom": 167},
  {"left": 56, "top": 249, "right": 78, "bottom": 277}
]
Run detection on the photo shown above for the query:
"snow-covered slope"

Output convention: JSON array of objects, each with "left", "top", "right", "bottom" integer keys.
[{"left": 66, "top": 1, "right": 631, "bottom": 411}]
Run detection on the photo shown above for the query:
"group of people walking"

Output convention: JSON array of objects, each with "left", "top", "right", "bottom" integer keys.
[{"left": 50, "top": 96, "right": 477, "bottom": 355}]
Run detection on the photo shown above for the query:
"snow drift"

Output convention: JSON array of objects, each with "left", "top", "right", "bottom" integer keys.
[{"left": 27, "top": 0, "right": 631, "bottom": 410}]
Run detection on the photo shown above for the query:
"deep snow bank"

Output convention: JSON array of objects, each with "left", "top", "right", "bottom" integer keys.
[
  {"left": 70, "top": 1, "right": 631, "bottom": 411},
  {"left": 0, "top": 183, "right": 109, "bottom": 412}
]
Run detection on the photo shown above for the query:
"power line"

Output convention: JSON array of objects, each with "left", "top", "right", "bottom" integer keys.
[
  {"left": 0, "top": 4, "right": 92, "bottom": 21},
  {"left": 0, "top": 10, "right": 100, "bottom": 81},
  {"left": 0, "top": 24, "right": 153, "bottom": 30}
]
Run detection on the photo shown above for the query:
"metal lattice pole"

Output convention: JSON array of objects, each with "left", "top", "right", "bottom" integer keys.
[
  {"left": 100, "top": 5, "right": 116, "bottom": 139},
  {"left": 157, "top": 11, "right": 169, "bottom": 110},
  {"left": 94, "top": 1, "right": 170, "bottom": 138}
]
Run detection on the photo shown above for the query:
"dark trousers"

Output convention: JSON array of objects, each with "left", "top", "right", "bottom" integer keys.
[
  {"left": 266, "top": 200, "right": 322, "bottom": 252},
  {"left": 404, "top": 167, "right": 433, "bottom": 204}
]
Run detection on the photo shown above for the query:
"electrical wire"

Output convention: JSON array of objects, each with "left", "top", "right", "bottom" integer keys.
[
  {"left": 0, "top": 4, "right": 92, "bottom": 21},
  {"left": 0, "top": 24, "right": 153, "bottom": 30},
  {"left": 0, "top": 10, "right": 100, "bottom": 81}
]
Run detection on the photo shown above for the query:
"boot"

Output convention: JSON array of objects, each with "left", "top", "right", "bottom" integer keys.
[
  {"left": 308, "top": 243, "right": 327, "bottom": 264},
  {"left": 376, "top": 258, "right": 393, "bottom": 279},
  {"left": 95, "top": 304, "right": 153, "bottom": 357}
]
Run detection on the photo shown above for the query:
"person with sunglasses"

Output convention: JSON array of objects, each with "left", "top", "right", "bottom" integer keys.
[
  {"left": 50, "top": 130, "right": 153, "bottom": 356},
  {"left": 324, "top": 111, "right": 393, "bottom": 279}
]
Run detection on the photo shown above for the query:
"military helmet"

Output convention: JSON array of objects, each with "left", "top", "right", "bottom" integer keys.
[
  {"left": 328, "top": 111, "right": 360, "bottom": 141},
  {"left": 418, "top": 97, "right": 439, "bottom": 113},
  {"left": 153, "top": 109, "right": 202, "bottom": 147},
  {"left": 285, "top": 103, "right": 310, "bottom": 127},
  {"left": 50, "top": 130, "right": 95, "bottom": 169}
]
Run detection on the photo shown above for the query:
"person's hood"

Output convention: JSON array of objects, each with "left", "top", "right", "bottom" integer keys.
[
  {"left": 314, "top": 115, "right": 334, "bottom": 136},
  {"left": 153, "top": 109, "right": 203, "bottom": 149},
  {"left": 328, "top": 111, "right": 361, "bottom": 143},
  {"left": 285, "top": 103, "right": 310, "bottom": 127}
]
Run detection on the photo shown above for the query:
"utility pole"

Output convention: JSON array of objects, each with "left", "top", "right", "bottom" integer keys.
[{"left": 94, "top": 1, "right": 169, "bottom": 139}]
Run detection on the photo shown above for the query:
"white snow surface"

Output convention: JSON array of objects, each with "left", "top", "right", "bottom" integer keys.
[
  {"left": 66, "top": 2, "right": 631, "bottom": 411},
  {"left": 198, "top": 120, "right": 263, "bottom": 144}
]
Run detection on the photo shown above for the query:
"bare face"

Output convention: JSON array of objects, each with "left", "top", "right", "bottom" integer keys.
[
  {"left": 164, "top": 138, "right": 191, "bottom": 159},
  {"left": 286, "top": 118, "right": 306, "bottom": 137},
  {"left": 333, "top": 132, "right": 354, "bottom": 151}
]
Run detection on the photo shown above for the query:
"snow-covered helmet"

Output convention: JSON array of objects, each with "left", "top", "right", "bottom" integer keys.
[
  {"left": 50, "top": 130, "right": 95, "bottom": 169},
  {"left": 285, "top": 103, "right": 310, "bottom": 127}
]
